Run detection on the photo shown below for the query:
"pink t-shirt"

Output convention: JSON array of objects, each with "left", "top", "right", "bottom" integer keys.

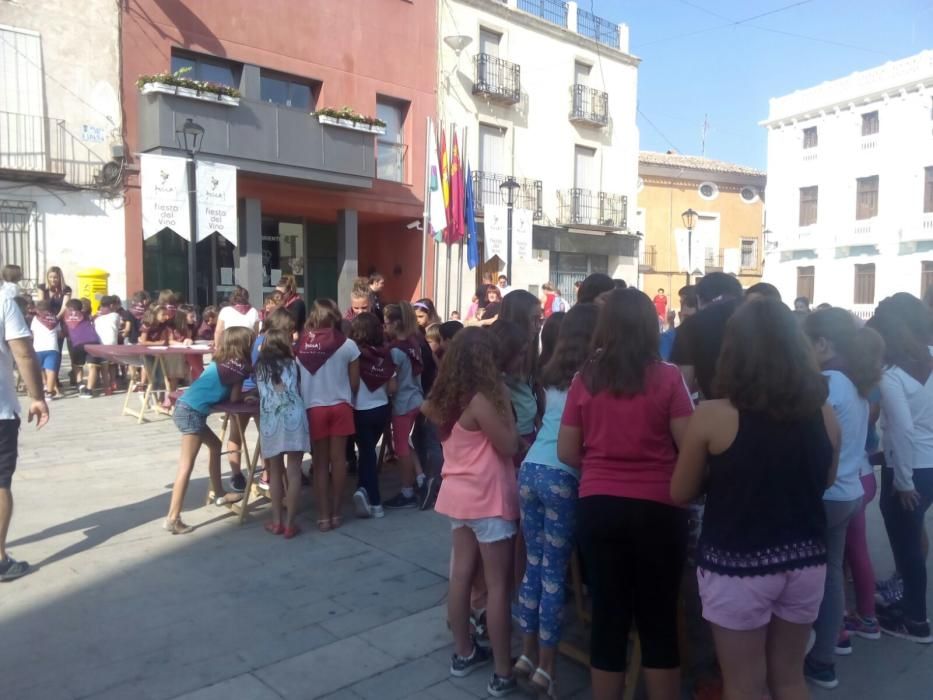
[
  {"left": 561, "top": 361, "right": 694, "bottom": 506},
  {"left": 435, "top": 421, "right": 519, "bottom": 521}
]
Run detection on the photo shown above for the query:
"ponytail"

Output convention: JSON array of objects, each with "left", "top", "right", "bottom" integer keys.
[
  {"left": 805, "top": 308, "right": 884, "bottom": 397},
  {"left": 384, "top": 301, "right": 419, "bottom": 339}
]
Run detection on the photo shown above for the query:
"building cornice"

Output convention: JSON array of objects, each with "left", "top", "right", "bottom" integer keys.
[
  {"left": 639, "top": 165, "right": 766, "bottom": 188},
  {"left": 450, "top": 0, "right": 641, "bottom": 67}
]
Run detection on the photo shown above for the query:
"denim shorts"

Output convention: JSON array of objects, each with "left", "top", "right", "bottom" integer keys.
[
  {"left": 173, "top": 402, "right": 208, "bottom": 435},
  {"left": 35, "top": 350, "right": 60, "bottom": 372},
  {"left": 450, "top": 516, "right": 517, "bottom": 544}
]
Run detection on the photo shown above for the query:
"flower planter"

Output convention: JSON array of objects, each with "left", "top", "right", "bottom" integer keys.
[
  {"left": 140, "top": 82, "right": 240, "bottom": 107},
  {"left": 317, "top": 114, "right": 386, "bottom": 135}
]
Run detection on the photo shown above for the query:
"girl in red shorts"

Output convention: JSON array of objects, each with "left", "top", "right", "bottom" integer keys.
[
  {"left": 382, "top": 302, "right": 426, "bottom": 510},
  {"left": 297, "top": 299, "right": 360, "bottom": 531}
]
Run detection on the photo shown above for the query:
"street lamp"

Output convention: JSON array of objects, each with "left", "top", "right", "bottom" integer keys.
[
  {"left": 176, "top": 118, "right": 204, "bottom": 305},
  {"left": 681, "top": 208, "right": 698, "bottom": 285},
  {"left": 500, "top": 176, "right": 522, "bottom": 283}
]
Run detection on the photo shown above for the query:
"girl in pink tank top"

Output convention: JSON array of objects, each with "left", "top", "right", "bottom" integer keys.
[{"left": 424, "top": 327, "right": 522, "bottom": 696}]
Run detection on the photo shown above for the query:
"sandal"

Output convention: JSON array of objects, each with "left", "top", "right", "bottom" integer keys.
[
  {"left": 330, "top": 515, "right": 342, "bottom": 530},
  {"left": 513, "top": 655, "right": 536, "bottom": 678},
  {"left": 283, "top": 525, "right": 301, "bottom": 539},
  {"left": 163, "top": 518, "right": 194, "bottom": 535},
  {"left": 214, "top": 492, "right": 243, "bottom": 507},
  {"left": 264, "top": 522, "right": 285, "bottom": 535},
  {"left": 317, "top": 519, "right": 332, "bottom": 532},
  {"left": 530, "top": 668, "right": 556, "bottom": 698}
]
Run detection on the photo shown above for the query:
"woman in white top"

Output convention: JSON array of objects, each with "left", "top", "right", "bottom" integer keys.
[
  {"left": 867, "top": 293, "right": 933, "bottom": 644},
  {"left": 215, "top": 286, "right": 260, "bottom": 344},
  {"left": 803, "top": 308, "right": 885, "bottom": 684}
]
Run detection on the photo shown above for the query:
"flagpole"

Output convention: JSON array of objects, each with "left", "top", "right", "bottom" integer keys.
[
  {"left": 444, "top": 123, "right": 452, "bottom": 318},
  {"left": 456, "top": 125, "right": 465, "bottom": 317},
  {"left": 420, "top": 116, "right": 429, "bottom": 300}
]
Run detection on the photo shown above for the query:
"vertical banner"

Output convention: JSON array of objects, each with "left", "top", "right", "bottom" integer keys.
[
  {"left": 483, "top": 204, "right": 508, "bottom": 262},
  {"left": 196, "top": 160, "right": 238, "bottom": 245},
  {"left": 140, "top": 153, "right": 190, "bottom": 240},
  {"left": 512, "top": 208, "right": 533, "bottom": 263},
  {"left": 675, "top": 228, "right": 706, "bottom": 277}
]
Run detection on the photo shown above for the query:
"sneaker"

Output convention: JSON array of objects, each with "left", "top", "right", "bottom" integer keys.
[
  {"left": 878, "top": 606, "right": 933, "bottom": 644},
  {"left": 371, "top": 505, "right": 385, "bottom": 519},
  {"left": 875, "top": 573, "right": 904, "bottom": 607},
  {"left": 449, "top": 642, "right": 491, "bottom": 677},
  {"left": 487, "top": 673, "right": 518, "bottom": 697},
  {"left": 383, "top": 492, "right": 418, "bottom": 510},
  {"left": 229, "top": 473, "right": 247, "bottom": 493},
  {"left": 163, "top": 518, "right": 194, "bottom": 535},
  {"left": 420, "top": 476, "right": 440, "bottom": 511},
  {"left": 834, "top": 634, "right": 852, "bottom": 656},
  {"left": 78, "top": 386, "right": 92, "bottom": 399},
  {"left": 0, "top": 556, "right": 30, "bottom": 582},
  {"left": 845, "top": 614, "right": 881, "bottom": 640},
  {"left": 353, "top": 488, "right": 373, "bottom": 518},
  {"left": 804, "top": 658, "right": 838, "bottom": 690}
]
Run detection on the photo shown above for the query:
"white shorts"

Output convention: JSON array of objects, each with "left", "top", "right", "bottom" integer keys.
[{"left": 450, "top": 516, "right": 517, "bottom": 544}]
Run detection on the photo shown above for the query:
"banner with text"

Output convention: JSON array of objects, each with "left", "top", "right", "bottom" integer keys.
[
  {"left": 512, "top": 208, "right": 533, "bottom": 263},
  {"left": 483, "top": 204, "right": 508, "bottom": 263},
  {"left": 141, "top": 153, "right": 190, "bottom": 240},
  {"left": 196, "top": 160, "right": 238, "bottom": 245}
]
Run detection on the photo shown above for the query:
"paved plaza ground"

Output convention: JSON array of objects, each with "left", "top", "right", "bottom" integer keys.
[{"left": 1, "top": 393, "right": 931, "bottom": 699}]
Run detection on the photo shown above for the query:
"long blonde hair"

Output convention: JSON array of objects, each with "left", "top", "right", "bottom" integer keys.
[{"left": 384, "top": 301, "right": 419, "bottom": 340}]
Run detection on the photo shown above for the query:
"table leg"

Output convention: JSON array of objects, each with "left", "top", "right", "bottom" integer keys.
[{"left": 229, "top": 415, "right": 260, "bottom": 524}]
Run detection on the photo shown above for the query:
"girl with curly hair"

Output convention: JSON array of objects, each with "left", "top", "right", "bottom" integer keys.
[{"left": 426, "top": 327, "right": 521, "bottom": 697}]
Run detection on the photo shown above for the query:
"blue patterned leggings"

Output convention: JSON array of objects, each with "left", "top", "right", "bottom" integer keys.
[{"left": 517, "top": 462, "right": 579, "bottom": 646}]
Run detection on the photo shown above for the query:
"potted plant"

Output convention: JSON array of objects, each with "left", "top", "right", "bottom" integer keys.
[
  {"left": 137, "top": 67, "right": 241, "bottom": 106},
  {"left": 314, "top": 106, "right": 386, "bottom": 135}
]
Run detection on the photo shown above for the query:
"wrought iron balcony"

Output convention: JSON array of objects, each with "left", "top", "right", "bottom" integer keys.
[
  {"left": 0, "top": 111, "right": 108, "bottom": 188},
  {"left": 640, "top": 244, "right": 657, "bottom": 271},
  {"left": 704, "top": 248, "right": 724, "bottom": 271},
  {"left": 557, "top": 189, "right": 628, "bottom": 229},
  {"left": 472, "top": 171, "right": 543, "bottom": 220},
  {"left": 517, "top": 0, "right": 568, "bottom": 27},
  {"left": 576, "top": 9, "right": 621, "bottom": 49},
  {"left": 473, "top": 54, "right": 521, "bottom": 105},
  {"left": 569, "top": 85, "right": 609, "bottom": 127}
]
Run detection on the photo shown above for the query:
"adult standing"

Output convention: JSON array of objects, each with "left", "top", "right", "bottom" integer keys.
[
  {"left": 541, "top": 283, "right": 556, "bottom": 320},
  {"left": 276, "top": 275, "right": 306, "bottom": 333},
  {"left": 497, "top": 275, "right": 513, "bottom": 298},
  {"left": 368, "top": 273, "right": 386, "bottom": 321},
  {"left": 214, "top": 286, "right": 260, "bottom": 344},
  {"left": 0, "top": 292, "right": 49, "bottom": 580},
  {"left": 37, "top": 266, "right": 72, "bottom": 392}
]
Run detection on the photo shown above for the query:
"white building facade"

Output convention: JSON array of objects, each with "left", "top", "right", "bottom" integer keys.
[
  {"left": 762, "top": 51, "right": 933, "bottom": 316},
  {"left": 0, "top": 1, "right": 125, "bottom": 297},
  {"left": 435, "top": 0, "right": 640, "bottom": 316}
]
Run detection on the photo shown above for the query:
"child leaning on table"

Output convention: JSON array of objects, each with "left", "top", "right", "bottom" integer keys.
[{"left": 164, "top": 326, "right": 254, "bottom": 535}]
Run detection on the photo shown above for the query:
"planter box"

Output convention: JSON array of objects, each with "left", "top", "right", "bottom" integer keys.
[
  {"left": 140, "top": 82, "right": 240, "bottom": 107},
  {"left": 317, "top": 114, "right": 386, "bottom": 135}
]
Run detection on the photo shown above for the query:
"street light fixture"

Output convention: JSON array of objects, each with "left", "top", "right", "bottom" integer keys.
[
  {"left": 176, "top": 118, "right": 205, "bottom": 305},
  {"left": 500, "top": 176, "right": 522, "bottom": 283},
  {"left": 681, "top": 208, "right": 698, "bottom": 285}
]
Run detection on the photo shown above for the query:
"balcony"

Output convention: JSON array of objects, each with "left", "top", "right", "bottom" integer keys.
[
  {"left": 900, "top": 213, "right": 933, "bottom": 244},
  {"left": 569, "top": 85, "right": 609, "bottom": 127},
  {"left": 473, "top": 54, "right": 522, "bottom": 105},
  {"left": 137, "top": 91, "right": 375, "bottom": 187},
  {"left": 802, "top": 148, "right": 818, "bottom": 162},
  {"left": 517, "top": 0, "right": 568, "bottom": 27},
  {"left": 557, "top": 189, "right": 628, "bottom": 230},
  {"left": 784, "top": 226, "right": 819, "bottom": 250},
  {"left": 471, "top": 171, "right": 543, "bottom": 220},
  {"left": 576, "top": 8, "right": 621, "bottom": 49},
  {"left": 0, "top": 111, "right": 107, "bottom": 188},
  {"left": 639, "top": 244, "right": 657, "bottom": 271},
  {"left": 704, "top": 248, "right": 724, "bottom": 271},
  {"left": 835, "top": 219, "right": 880, "bottom": 248}
]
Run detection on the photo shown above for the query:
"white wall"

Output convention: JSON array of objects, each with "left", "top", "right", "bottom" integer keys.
[
  {"left": 435, "top": 0, "right": 639, "bottom": 315},
  {"left": 763, "top": 51, "right": 933, "bottom": 308}
]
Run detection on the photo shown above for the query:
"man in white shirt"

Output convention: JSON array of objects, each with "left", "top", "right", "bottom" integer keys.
[
  {"left": 0, "top": 295, "right": 48, "bottom": 581},
  {"left": 497, "top": 274, "right": 513, "bottom": 298}
]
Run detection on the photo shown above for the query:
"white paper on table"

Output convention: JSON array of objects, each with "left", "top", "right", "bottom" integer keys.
[
  {"left": 149, "top": 346, "right": 168, "bottom": 350},
  {"left": 270, "top": 268, "right": 282, "bottom": 285},
  {"left": 220, "top": 267, "right": 233, "bottom": 285},
  {"left": 190, "top": 344, "right": 212, "bottom": 350}
]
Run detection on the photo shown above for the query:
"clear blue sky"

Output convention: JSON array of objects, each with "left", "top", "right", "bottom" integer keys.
[{"left": 590, "top": 0, "right": 933, "bottom": 170}]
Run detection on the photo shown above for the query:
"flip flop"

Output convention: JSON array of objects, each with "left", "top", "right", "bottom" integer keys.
[
  {"left": 530, "top": 668, "right": 556, "bottom": 698},
  {"left": 283, "top": 525, "right": 301, "bottom": 539},
  {"left": 264, "top": 522, "right": 285, "bottom": 535},
  {"left": 317, "top": 519, "right": 332, "bottom": 532},
  {"left": 513, "top": 655, "right": 535, "bottom": 678}
]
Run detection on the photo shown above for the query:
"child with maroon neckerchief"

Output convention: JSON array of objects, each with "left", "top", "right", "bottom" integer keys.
[
  {"left": 31, "top": 299, "right": 62, "bottom": 399},
  {"left": 139, "top": 303, "right": 191, "bottom": 411},
  {"left": 197, "top": 306, "right": 218, "bottom": 342},
  {"left": 63, "top": 298, "right": 102, "bottom": 398}
]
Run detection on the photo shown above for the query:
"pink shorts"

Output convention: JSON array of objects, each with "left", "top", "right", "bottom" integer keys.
[
  {"left": 391, "top": 408, "right": 419, "bottom": 457},
  {"left": 698, "top": 565, "right": 826, "bottom": 631},
  {"left": 307, "top": 403, "right": 354, "bottom": 440}
]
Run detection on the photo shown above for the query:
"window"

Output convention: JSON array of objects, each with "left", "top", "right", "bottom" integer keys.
[
  {"left": 856, "top": 175, "right": 879, "bottom": 220},
  {"left": 260, "top": 71, "right": 313, "bottom": 110},
  {"left": 861, "top": 111, "right": 879, "bottom": 136},
  {"left": 376, "top": 97, "right": 407, "bottom": 183},
  {"left": 796, "top": 266, "right": 815, "bottom": 303},
  {"left": 478, "top": 124, "right": 506, "bottom": 174},
  {"left": 741, "top": 239, "right": 758, "bottom": 269},
  {"left": 171, "top": 51, "right": 240, "bottom": 89},
  {"left": 479, "top": 28, "right": 501, "bottom": 56},
  {"left": 854, "top": 263, "right": 876, "bottom": 304},
  {"left": 698, "top": 182, "right": 719, "bottom": 200},
  {"left": 925, "top": 166, "right": 933, "bottom": 214},
  {"left": 799, "top": 186, "right": 818, "bottom": 226},
  {"left": 574, "top": 61, "right": 591, "bottom": 86},
  {"left": 740, "top": 186, "right": 758, "bottom": 203},
  {"left": 803, "top": 126, "right": 818, "bottom": 149},
  {"left": 922, "top": 262, "right": 933, "bottom": 301}
]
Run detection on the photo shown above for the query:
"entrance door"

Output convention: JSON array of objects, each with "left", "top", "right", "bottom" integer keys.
[
  {"left": 573, "top": 146, "right": 596, "bottom": 222},
  {"left": 306, "top": 222, "right": 338, "bottom": 302}
]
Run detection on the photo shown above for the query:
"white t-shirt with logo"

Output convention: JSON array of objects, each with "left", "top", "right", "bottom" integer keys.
[
  {"left": 30, "top": 318, "right": 60, "bottom": 353},
  {"left": 298, "top": 338, "right": 361, "bottom": 408},
  {"left": 1, "top": 297, "right": 31, "bottom": 419},
  {"left": 94, "top": 312, "right": 121, "bottom": 346}
]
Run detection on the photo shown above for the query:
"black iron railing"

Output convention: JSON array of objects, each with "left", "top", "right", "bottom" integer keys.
[
  {"left": 517, "top": 0, "right": 569, "bottom": 27},
  {"left": 641, "top": 245, "right": 657, "bottom": 269},
  {"left": 704, "top": 248, "right": 724, "bottom": 270},
  {"left": 576, "top": 9, "right": 620, "bottom": 49},
  {"left": 473, "top": 54, "right": 521, "bottom": 104},
  {"left": 558, "top": 189, "right": 627, "bottom": 229},
  {"left": 569, "top": 85, "right": 609, "bottom": 126},
  {"left": 0, "top": 111, "right": 108, "bottom": 188},
  {"left": 472, "top": 171, "right": 543, "bottom": 220}
]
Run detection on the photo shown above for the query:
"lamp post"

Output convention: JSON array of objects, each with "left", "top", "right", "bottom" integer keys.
[
  {"left": 176, "top": 118, "right": 205, "bottom": 305},
  {"left": 681, "top": 208, "right": 698, "bottom": 285},
  {"left": 500, "top": 176, "right": 522, "bottom": 283}
]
